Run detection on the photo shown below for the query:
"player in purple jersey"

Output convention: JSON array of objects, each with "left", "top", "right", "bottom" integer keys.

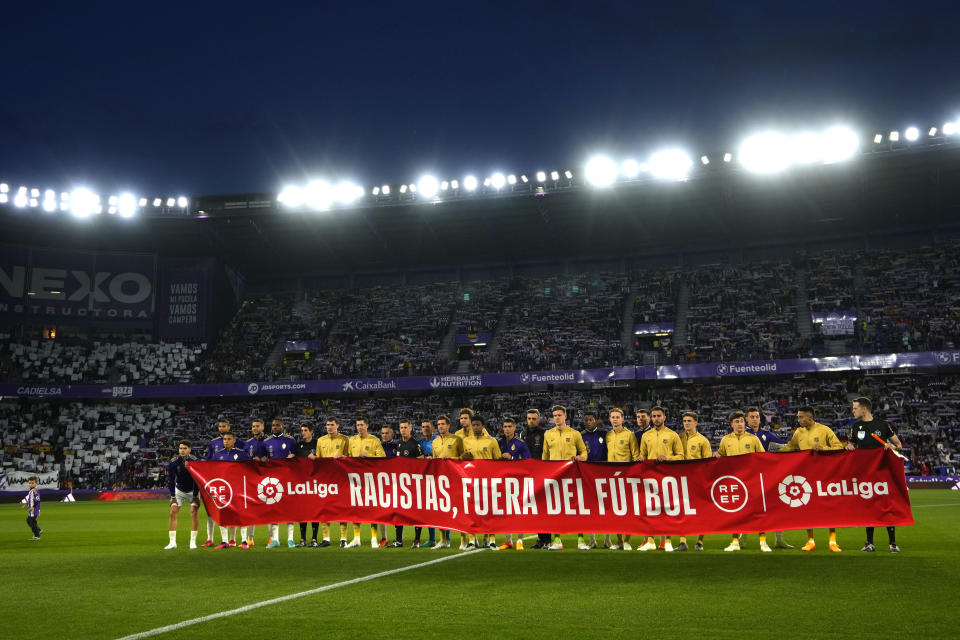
[
  {"left": 23, "top": 476, "right": 42, "bottom": 540},
  {"left": 210, "top": 432, "right": 250, "bottom": 549},
  {"left": 264, "top": 418, "right": 297, "bottom": 548},
  {"left": 239, "top": 417, "right": 267, "bottom": 547},
  {"left": 745, "top": 406, "right": 792, "bottom": 549},
  {"left": 201, "top": 416, "right": 233, "bottom": 547},
  {"left": 578, "top": 411, "right": 609, "bottom": 550},
  {"left": 496, "top": 417, "right": 530, "bottom": 550},
  {"left": 165, "top": 440, "right": 200, "bottom": 549}
]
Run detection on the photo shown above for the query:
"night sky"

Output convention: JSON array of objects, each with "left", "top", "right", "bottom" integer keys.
[{"left": 2, "top": 1, "right": 957, "bottom": 197}]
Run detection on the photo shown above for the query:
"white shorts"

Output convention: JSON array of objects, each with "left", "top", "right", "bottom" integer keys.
[{"left": 173, "top": 489, "right": 200, "bottom": 507}]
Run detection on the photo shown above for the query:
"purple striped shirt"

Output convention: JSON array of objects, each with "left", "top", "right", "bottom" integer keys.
[{"left": 26, "top": 488, "right": 40, "bottom": 517}]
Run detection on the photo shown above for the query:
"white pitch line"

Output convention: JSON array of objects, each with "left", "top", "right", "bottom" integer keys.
[
  {"left": 115, "top": 540, "right": 524, "bottom": 640},
  {"left": 913, "top": 503, "right": 960, "bottom": 508}
]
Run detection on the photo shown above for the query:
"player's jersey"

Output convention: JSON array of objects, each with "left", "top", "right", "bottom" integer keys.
[
  {"left": 432, "top": 433, "right": 463, "bottom": 459},
  {"left": 747, "top": 427, "right": 787, "bottom": 451},
  {"left": 348, "top": 434, "right": 385, "bottom": 458},
  {"left": 681, "top": 431, "right": 712, "bottom": 459},
  {"left": 638, "top": 427, "right": 684, "bottom": 461},
  {"left": 241, "top": 436, "right": 265, "bottom": 460},
  {"left": 205, "top": 435, "right": 227, "bottom": 460},
  {"left": 167, "top": 454, "right": 200, "bottom": 496},
  {"left": 211, "top": 447, "right": 250, "bottom": 462},
  {"left": 419, "top": 437, "right": 434, "bottom": 457},
  {"left": 293, "top": 438, "right": 316, "bottom": 458},
  {"left": 717, "top": 432, "right": 764, "bottom": 456},
  {"left": 606, "top": 429, "right": 640, "bottom": 462},
  {"left": 263, "top": 434, "right": 297, "bottom": 459},
  {"left": 462, "top": 434, "right": 502, "bottom": 460},
  {"left": 25, "top": 487, "right": 40, "bottom": 517},
  {"left": 396, "top": 439, "right": 424, "bottom": 458},
  {"left": 524, "top": 428, "right": 545, "bottom": 459},
  {"left": 580, "top": 428, "right": 608, "bottom": 462},
  {"left": 315, "top": 433, "right": 350, "bottom": 458},
  {"left": 780, "top": 422, "right": 843, "bottom": 452},
  {"left": 497, "top": 437, "right": 531, "bottom": 460},
  {"left": 382, "top": 440, "right": 398, "bottom": 458},
  {"left": 542, "top": 426, "right": 588, "bottom": 461}
]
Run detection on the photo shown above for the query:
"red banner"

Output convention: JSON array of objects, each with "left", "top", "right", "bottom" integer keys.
[{"left": 187, "top": 450, "right": 913, "bottom": 535}]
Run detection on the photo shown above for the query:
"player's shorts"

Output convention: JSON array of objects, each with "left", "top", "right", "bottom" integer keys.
[{"left": 173, "top": 489, "right": 200, "bottom": 507}]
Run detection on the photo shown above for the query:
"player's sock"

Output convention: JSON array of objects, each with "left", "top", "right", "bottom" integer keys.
[
  {"left": 270, "top": 524, "right": 279, "bottom": 540},
  {"left": 287, "top": 524, "right": 295, "bottom": 542},
  {"left": 679, "top": 536, "right": 687, "bottom": 544},
  {"left": 300, "top": 523, "right": 308, "bottom": 539},
  {"left": 322, "top": 523, "right": 331, "bottom": 539},
  {"left": 168, "top": 531, "right": 177, "bottom": 544},
  {"left": 829, "top": 531, "right": 837, "bottom": 544},
  {"left": 206, "top": 517, "right": 215, "bottom": 542},
  {"left": 190, "top": 530, "right": 198, "bottom": 544},
  {"left": 240, "top": 527, "right": 248, "bottom": 542},
  {"left": 220, "top": 527, "right": 229, "bottom": 543},
  {"left": 865, "top": 526, "right": 875, "bottom": 544},
  {"left": 759, "top": 534, "right": 767, "bottom": 543},
  {"left": 353, "top": 524, "right": 362, "bottom": 537},
  {"left": 340, "top": 523, "right": 348, "bottom": 539},
  {"left": 775, "top": 532, "right": 785, "bottom": 543},
  {"left": 886, "top": 526, "right": 896, "bottom": 544}
]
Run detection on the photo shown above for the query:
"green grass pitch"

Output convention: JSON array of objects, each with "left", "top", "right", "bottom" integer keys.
[{"left": 1, "top": 491, "right": 958, "bottom": 639}]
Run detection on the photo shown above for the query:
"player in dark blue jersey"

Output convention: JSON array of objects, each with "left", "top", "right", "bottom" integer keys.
[
  {"left": 264, "top": 418, "right": 297, "bottom": 548},
  {"left": 238, "top": 417, "right": 267, "bottom": 547},
  {"left": 745, "top": 406, "right": 792, "bottom": 549},
  {"left": 497, "top": 417, "right": 531, "bottom": 550},
  {"left": 578, "top": 411, "right": 609, "bottom": 550},
  {"left": 210, "top": 432, "right": 250, "bottom": 549},
  {"left": 165, "top": 440, "right": 200, "bottom": 549},
  {"left": 201, "top": 416, "right": 233, "bottom": 547}
]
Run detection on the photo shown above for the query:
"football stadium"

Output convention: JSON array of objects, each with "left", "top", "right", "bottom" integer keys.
[{"left": 2, "top": 6, "right": 960, "bottom": 640}]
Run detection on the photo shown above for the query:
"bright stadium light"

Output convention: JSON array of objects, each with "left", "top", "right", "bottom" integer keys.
[
  {"left": 166, "top": 197, "right": 176, "bottom": 207},
  {"left": 483, "top": 177, "right": 491, "bottom": 187},
  {"left": 13, "top": 190, "right": 28, "bottom": 207},
  {"left": 822, "top": 126, "right": 859, "bottom": 164},
  {"left": 108, "top": 206, "right": 117, "bottom": 214},
  {"left": 463, "top": 175, "right": 478, "bottom": 191},
  {"left": 904, "top": 126, "right": 919, "bottom": 141},
  {"left": 536, "top": 171, "right": 546, "bottom": 182},
  {"left": 372, "top": 186, "right": 380, "bottom": 196},
  {"left": 450, "top": 179, "right": 459, "bottom": 189},
  {"left": 944, "top": 121, "right": 957, "bottom": 136},
  {"left": 117, "top": 193, "right": 137, "bottom": 217},
  {"left": 739, "top": 131, "right": 792, "bottom": 173},
  {"left": 550, "top": 170, "right": 560, "bottom": 181},
  {"left": 584, "top": 155, "right": 617, "bottom": 187},
  {"left": 564, "top": 170, "right": 573, "bottom": 179},
  {"left": 278, "top": 185, "right": 303, "bottom": 207},
  {"left": 177, "top": 196, "right": 188, "bottom": 208},
  {"left": 792, "top": 132, "right": 823, "bottom": 164},
  {"left": 440, "top": 180, "right": 449, "bottom": 191},
  {"left": 889, "top": 130, "right": 900, "bottom": 142},
  {"left": 29, "top": 198, "right": 38, "bottom": 207},
  {"left": 491, "top": 173, "right": 506, "bottom": 189},
  {"left": 929, "top": 127, "right": 938, "bottom": 137},
  {"left": 418, "top": 175, "right": 439, "bottom": 197},
  {"left": 0, "top": 194, "right": 7, "bottom": 204},
  {"left": 42, "top": 191, "right": 57, "bottom": 212},
  {"left": 409, "top": 183, "right": 417, "bottom": 193},
  {"left": 873, "top": 134, "right": 883, "bottom": 144},
  {"left": 334, "top": 182, "right": 359, "bottom": 204},
  {"left": 138, "top": 197, "right": 147, "bottom": 207},
  {"left": 520, "top": 174, "right": 529, "bottom": 183},
  {"left": 59, "top": 202, "right": 67, "bottom": 211},
  {"left": 108, "top": 195, "right": 118, "bottom": 205},
  {"left": 399, "top": 184, "right": 407, "bottom": 194},
  {"left": 649, "top": 149, "right": 693, "bottom": 180},
  {"left": 304, "top": 180, "right": 333, "bottom": 210},
  {"left": 381, "top": 184, "right": 391, "bottom": 195},
  {"left": 700, "top": 155, "right": 710, "bottom": 165},
  {"left": 507, "top": 174, "right": 517, "bottom": 185},
  {"left": 0, "top": 183, "right": 7, "bottom": 193},
  {"left": 70, "top": 188, "right": 97, "bottom": 217},
  {"left": 30, "top": 188, "right": 39, "bottom": 197},
  {"left": 723, "top": 153, "right": 732, "bottom": 163}
]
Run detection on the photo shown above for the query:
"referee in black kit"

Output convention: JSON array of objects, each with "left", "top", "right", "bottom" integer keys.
[
  {"left": 845, "top": 396, "right": 904, "bottom": 553},
  {"left": 293, "top": 422, "right": 322, "bottom": 547}
]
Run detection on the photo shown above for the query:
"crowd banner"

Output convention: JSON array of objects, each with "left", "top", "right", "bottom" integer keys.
[
  {"left": 1, "top": 350, "right": 957, "bottom": 399},
  {"left": 810, "top": 311, "right": 857, "bottom": 336},
  {"left": 188, "top": 450, "right": 912, "bottom": 535},
  {"left": 0, "top": 470, "right": 59, "bottom": 491}
]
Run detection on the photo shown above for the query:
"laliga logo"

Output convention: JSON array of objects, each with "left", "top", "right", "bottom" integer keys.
[
  {"left": 520, "top": 373, "right": 531, "bottom": 384},
  {"left": 247, "top": 383, "right": 259, "bottom": 394},
  {"left": 778, "top": 474, "right": 812, "bottom": 508},
  {"left": 257, "top": 477, "right": 284, "bottom": 505},
  {"left": 716, "top": 363, "right": 729, "bottom": 376},
  {"left": 204, "top": 478, "right": 233, "bottom": 509}
]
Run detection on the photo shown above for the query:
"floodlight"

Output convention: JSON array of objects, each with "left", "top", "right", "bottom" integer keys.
[
  {"left": 0, "top": 183, "right": 7, "bottom": 193},
  {"left": 94, "top": 204, "right": 103, "bottom": 214},
  {"left": 418, "top": 175, "right": 439, "bottom": 197},
  {"left": 491, "top": 173, "right": 506, "bottom": 189},
  {"left": 29, "top": 198, "right": 38, "bottom": 207},
  {"left": 304, "top": 180, "right": 333, "bottom": 210},
  {"left": 117, "top": 193, "right": 138, "bottom": 217},
  {"left": 904, "top": 126, "right": 919, "bottom": 141},
  {"left": 889, "top": 131, "right": 900, "bottom": 142},
  {"left": 550, "top": 170, "right": 560, "bottom": 181},
  {"left": 483, "top": 177, "right": 491, "bottom": 187},
  {"left": 536, "top": 171, "right": 546, "bottom": 182},
  {"left": 584, "top": 156, "right": 617, "bottom": 187},
  {"left": 507, "top": 174, "right": 517, "bottom": 185},
  {"left": 138, "top": 197, "right": 147, "bottom": 207},
  {"left": 792, "top": 133, "right": 823, "bottom": 164},
  {"left": 929, "top": 127, "right": 938, "bottom": 137},
  {"left": 520, "top": 175, "right": 529, "bottom": 183},
  {"left": 739, "top": 131, "right": 792, "bottom": 173},
  {"left": 108, "top": 206, "right": 117, "bottom": 214},
  {"left": 700, "top": 155, "right": 710, "bottom": 165},
  {"left": 335, "top": 182, "right": 359, "bottom": 204},
  {"left": 13, "top": 191, "right": 27, "bottom": 207},
  {"left": 382, "top": 185, "right": 391, "bottom": 195},
  {"left": 278, "top": 186, "right": 303, "bottom": 207},
  {"left": 0, "top": 194, "right": 7, "bottom": 204},
  {"left": 177, "top": 196, "right": 188, "bottom": 208},
  {"left": 70, "top": 188, "right": 97, "bottom": 217},
  {"left": 399, "top": 184, "right": 408, "bottom": 194},
  {"left": 42, "top": 193, "right": 57, "bottom": 212},
  {"left": 59, "top": 202, "right": 67, "bottom": 211},
  {"left": 108, "top": 195, "right": 118, "bottom": 205},
  {"left": 372, "top": 186, "right": 380, "bottom": 196},
  {"left": 440, "top": 180, "right": 449, "bottom": 191},
  {"left": 409, "top": 183, "right": 417, "bottom": 193},
  {"left": 649, "top": 149, "right": 693, "bottom": 180},
  {"left": 450, "top": 180, "right": 459, "bottom": 189},
  {"left": 166, "top": 197, "right": 176, "bottom": 207},
  {"left": 821, "top": 126, "right": 859, "bottom": 164},
  {"left": 564, "top": 170, "right": 573, "bottom": 179},
  {"left": 722, "top": 153, "right": 732, "bottom": 163},
  {"left": 873, "top": 134, "right": 883, "bottom": 144},
  {"left": 30, "top": 188, "right": 39, "bottom": 197},
  {"left": 943, "top": 121, "right": 956, "bottom": 136}
]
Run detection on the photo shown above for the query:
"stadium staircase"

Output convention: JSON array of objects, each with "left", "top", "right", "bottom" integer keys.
[
  {"left": 621, "top": 280, "right": 640, "bottom": 359},
  {"left": 439, "top": 316, "right": 459, "bottom": 363},
  {"left": 484, "top": 303, "right": 513, "bottom": 362},
  {"left": 671, "top": 280, "right": 691, "bottom": 348},
  {"left": 795, "top": 267, "right": 814, "bottom": 340}
]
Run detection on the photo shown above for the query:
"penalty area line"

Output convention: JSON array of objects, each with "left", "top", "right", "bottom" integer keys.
[{"left": 115, "top": 545, "right": 494, "bottom": 640}]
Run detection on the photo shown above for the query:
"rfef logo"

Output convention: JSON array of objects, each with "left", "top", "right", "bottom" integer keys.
[
  {"left": 710, "top": 475, "right": 748, "bottom": 512},
  {"left": 204, "top": 478, "right": 233, "bottom": 508},
  {"left": 778, "top": 474, "right": 812, "bottom": 508},
  {"left": 257, "top": 477, "right": 284, "bottom": 505}
]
